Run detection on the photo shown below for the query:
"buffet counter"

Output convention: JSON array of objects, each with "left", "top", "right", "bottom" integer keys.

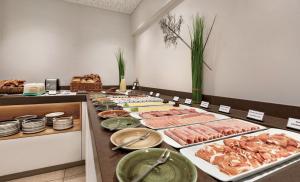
[
  {"left": 1, "top": 92, "right": 300, "bottom": 182},
  {"left": 86, "top": 92, "right": 300, "bottom": 182}
]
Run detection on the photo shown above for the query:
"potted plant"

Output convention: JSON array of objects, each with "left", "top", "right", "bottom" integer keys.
[
  {"left": 160, "top": 14, "right": 216, "bottom": 103},
  {"left": 115, "top": 49, "right": 126, "bottom": 92}
]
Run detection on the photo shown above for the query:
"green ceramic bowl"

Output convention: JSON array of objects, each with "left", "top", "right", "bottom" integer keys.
[
  {"left": 101, "top": 117, "right": 140, "bottom": 131},
  {"left": 116, "top": 148, "right": 197, "bottom": 182}
]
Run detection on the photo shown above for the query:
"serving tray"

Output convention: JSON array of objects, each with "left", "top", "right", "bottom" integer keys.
[
  {"left": 180, "top": 128, "right": 300, "bottom": 181},
  {"left": 141, "top": 111, "right": 230, "bottom": 130}
]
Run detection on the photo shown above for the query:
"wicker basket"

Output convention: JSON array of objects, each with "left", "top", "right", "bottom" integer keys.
[
  {"left": 70, "top": 82, "right": 102, "bottom": 92},
  {"left": 0, "top": 87, "right": 24, "bottom": 94},
  {"left": 70, "top": 75, "right": 102, "bottom": 92}
]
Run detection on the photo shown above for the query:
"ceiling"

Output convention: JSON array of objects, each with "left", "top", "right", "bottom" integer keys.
[{"left": 64, "top": 0, "right": 142, "bottom": 14}]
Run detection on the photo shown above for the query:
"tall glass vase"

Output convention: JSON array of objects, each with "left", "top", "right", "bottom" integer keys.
[
  {"left": 191, "top": 16, "right": 204, "bottom": 104},
  {"left": 191, "top": 52, "right": 203, "bottom": 104}
]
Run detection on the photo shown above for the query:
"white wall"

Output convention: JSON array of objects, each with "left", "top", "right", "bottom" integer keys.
[
  {"left": 0, "top": 0, "right": 135, "bottom": 85},
  {"left": 134, "top": 0, "right": 300, "bottom": 106},
  {"left": 131, "top": 0, "right": 171, "bottom": 33}
]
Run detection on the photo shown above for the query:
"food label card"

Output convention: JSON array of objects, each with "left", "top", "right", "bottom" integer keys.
[
  {"left": 173, "top": 96, "right": 179, "bottom": 102},
  {"left": 149, "top": 91, "right": 154, "bottom": 96},
  {"left": 200, "top": 101, "right": 209, "bottom": 108},
  {"left": 247, "top": 110, "right": 264, "bottom": 121},
  {"left": 155, "top": 93, "right": 160, "bottom": 97},
  {"left": 287, "top": 118, "right": 300, "bottom": 130},
  {"left": 219, "top": 105, "right": 231, "bottom": 113},
  {"left": 184, "top": 99, "right": 192, "bottom": 105}
]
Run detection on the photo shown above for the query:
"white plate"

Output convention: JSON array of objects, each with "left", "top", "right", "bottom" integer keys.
[
  {"left": 128, "top": 105, "right": 215, "bottom": 120},
  {"left": 158, "top": 122, "right": 267, "bottom": 148},
  {"left": 180, "top": 128, "right": 300, "bottom": 181},
  {"left": 141, "top": 111, "right": 230, "bottom": 130}
]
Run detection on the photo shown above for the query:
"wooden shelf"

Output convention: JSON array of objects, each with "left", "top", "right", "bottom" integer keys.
[{"left": 0, "top": 119, "right": 81, "bottom": 141}]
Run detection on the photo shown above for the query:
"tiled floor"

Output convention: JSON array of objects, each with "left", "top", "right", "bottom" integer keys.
[{"left": 7, "top": 165, "right": 85, "bottom": 182}]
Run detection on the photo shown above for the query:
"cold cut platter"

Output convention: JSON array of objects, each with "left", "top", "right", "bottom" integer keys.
[
  {"left": 140, "top": 111, "right": 230, "bottom": 130},
  {"left": 158, "top": 119, "right": 266, "bottom": 148},
  {"left": 180, "top": 128, "right": 300, "bottom": 181}
]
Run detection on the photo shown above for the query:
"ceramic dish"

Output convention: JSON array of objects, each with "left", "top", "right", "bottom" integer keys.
[
  {"left": 95, "top": 105, "right": 122, "bottom": 112},
  {"left": 0, "top": 120, "right": 20, "bottom": 137},
  {"left": 101, "top": 117, "right": 140, "bottom": 131},
  {"left": 45, "top": 112, "right": 64, "bottom": 126},
  {"left": 53, "top": 116, "right": 73, "bottom": 130},
  {"left": 98, "top": 110, "right": 129, "bottom": 119},
  {"left": 15, "top": 115, "right": 38, "bottom": 126},
  {"left": 93, "top": 101, "right": 116, "bottom": 107},
  {"left": 22, "top": 118, "right": 46, "bottom": 134},
  {"left": 110, "top": 128, "right": 163, "bottom": 150},
  {"left": 180, "top": 128, "right": 300, "bottom": 182},
  {"left": 116, "top": 148, "right": 197, "bottom": 182}
]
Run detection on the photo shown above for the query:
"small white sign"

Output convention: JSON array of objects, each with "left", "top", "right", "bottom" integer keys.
[
  {"left": 149, "top": 91, "right": 154, "bottom": 96},
  {"left": 168, "top": 101, "right": 175, "bottom": 105},
  {"left": 200, "top": 101, "right": 209, "bottom": 108},
  {"left": 132, "top": 86, "right": 136, "bottom": 90},
  {"left": 219, "top": 105, "right": 231, "bottom": 113},
  {"left": 184, "top": 98, "right": 192, "bottom": 105},
  {"left": 247, "top": 110, "right": 264, "bottom": 121},
  {"left": 48, "top": 90, "right": 57, "bottom": 95},
  {"left": 173, "top": 96, "right": 179, "bottom": 102},
  {"left": 155, "top": 93, "right": 160, "bottom": 97},
  {"left": 287, "top": 118, "right": 300, "bottom": 130},
  {"left": 133, "top": 82, "right": 137, "bottom": 86}
]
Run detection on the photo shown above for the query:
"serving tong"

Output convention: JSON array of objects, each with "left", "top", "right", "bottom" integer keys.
[{"left": 131, "top": 149, "right": 171, "bottom": 182}]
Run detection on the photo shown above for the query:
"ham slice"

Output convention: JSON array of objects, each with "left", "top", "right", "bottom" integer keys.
[
  {"left": 195, "top": 132, "right": 300, "bottom": 176},
  {"left": 140, "top": 108, "right": 197, "bottom": 119}
]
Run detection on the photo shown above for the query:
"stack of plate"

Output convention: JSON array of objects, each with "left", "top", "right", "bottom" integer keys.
[
  {"left": 45, "top": 112, "right": 64, "bottom": 126},
  {"left": 22, "top": 118, "right": 46, "bottom": 134},
  {"left": 0, "top": 120, "right": 20, "bottom": 137},
  {"left": 15, "top": 115, "right": 38, "bottom": 129},
  {"left": 53, "top": 116, "right": 73, "bottom": 130}
]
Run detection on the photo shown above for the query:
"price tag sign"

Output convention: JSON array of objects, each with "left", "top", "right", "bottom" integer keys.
[
  {"left": 173, "top": 96, "right": 179, "bottom": 102},
  {"left": 155, "top": 93, "right": 160, "bottom": 97},
  {"left": 184, "top": 99, "right": 192, "bottom": 105},
  {"left": 48, "top": 90, "right": 57, "bottom": 95},
  {"left": 149, "top": 91, "right": 154, "bottom": 96},
  {"left": 168, "top": 101, "right": 175, "bottom": 105},
  {"left": 132, "top": 85, "right": 136, "bottom": 90},
  {"left": 219, "top": 105, "right": 231, "bottom": 113},
  {"left": 200, "top": 101, "right": 209, "bottom": 108},
  {"left": 247, "top": 110, "right": 264, "bottom": 121},
  {"left": 287, "top": 118, "right": 300, "bottom": 130}
]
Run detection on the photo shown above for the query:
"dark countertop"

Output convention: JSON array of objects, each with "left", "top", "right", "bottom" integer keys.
[
  {"left": 0, "top": 94, "right": 86, "bottom": 106},
  {"left": 1, "top": 93, "right": 300, "bottom": 182}
]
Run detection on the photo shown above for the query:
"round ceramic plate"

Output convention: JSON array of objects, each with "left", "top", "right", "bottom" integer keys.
[
  {"left": 101, "top": 117, "right": 140, "bottom": 131},
  {"left": 95, "top": 105, "right": 122, "bottom": 112},
  {"left": 116, "top": 148, "right": 197, "bottom": 182},
  {"left": 110, "top": 128, "right": 162, "bottom": 150},
  {"left": 98, "top": 110, "right": 129, "bottom": 119},
  {"left": 45, "top": 112, "right": 64, "bottom": 118}
]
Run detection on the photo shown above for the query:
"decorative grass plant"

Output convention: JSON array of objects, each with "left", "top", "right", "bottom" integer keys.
[
  {"left": 160, "top": 14, "right": 216, "bottom": 103},
  {"left": 191, "top": 15, "right": 204, "bottom": 102},
  {"left": 115, "top": 49, "right": 125, "bottom": 83}
]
